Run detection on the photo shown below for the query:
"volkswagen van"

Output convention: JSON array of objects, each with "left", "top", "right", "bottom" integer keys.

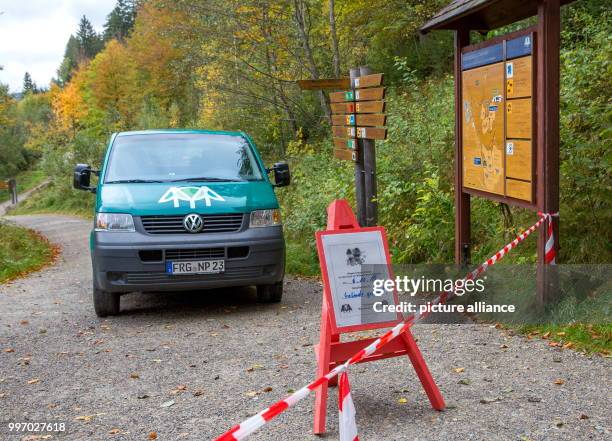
[{"left": 73, "top": 130, "right": 290, "bottom": 317}]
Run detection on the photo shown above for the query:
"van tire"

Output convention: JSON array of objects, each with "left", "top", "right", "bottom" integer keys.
[
  {"left": 256, "top": 282, "right": 283, "bottom": 303},
  {"left": 93, "top": 286, "right": 120, "bottom": 317}
]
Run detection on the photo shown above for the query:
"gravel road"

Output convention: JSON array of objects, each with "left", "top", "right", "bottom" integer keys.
[{"left": 0, "top": 214, "right": 609, "bottom": 441}]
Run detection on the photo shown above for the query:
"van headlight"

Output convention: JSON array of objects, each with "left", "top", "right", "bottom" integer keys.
[
  {"left": 249, "top": 209, "right": 282, "bottom": 228},
  {"left": 95, "top": 213, "right": 135, "bottom": 232}
]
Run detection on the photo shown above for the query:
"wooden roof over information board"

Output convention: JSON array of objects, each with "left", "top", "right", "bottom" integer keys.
[{"left": 420, "top": 0, "right": 574, "bottom": 33}]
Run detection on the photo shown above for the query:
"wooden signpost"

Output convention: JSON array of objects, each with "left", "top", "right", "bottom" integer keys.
[
  {"left": 422, "top": 0, "right": 568, "bottom": 305},
  {"left": 297, "top": 78, "right": 350, "bottom": 90},
  {"left": 299, "top": 68, "right": 388, "bottom": 227}
]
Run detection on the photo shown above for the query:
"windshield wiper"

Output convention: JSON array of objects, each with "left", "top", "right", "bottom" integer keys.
[
  {"left": 169, "top": 177, "right": 245, "bottom": 182},
  {"left": 105, "top": 179, "right": 167, "bottom": 184}
]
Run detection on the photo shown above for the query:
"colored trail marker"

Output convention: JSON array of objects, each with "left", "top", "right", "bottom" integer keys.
[
  {"left": 333, "top": 149, "right": 357, "bottom": 161},
  {"left": 332, "top": 126, "right": 356, "bottom": 138},
  {"left": 331, "top": 114, "right": 386, "bottom": 127},
  {"left": 356, "top": 127, "right": 387, "bottom": 140},
  {"left": 330, "top": 102, "right": 356, "bottom": 114},
  {"left": 353, "top": 73, "right": 383, "bottom": 88},
  {"left": 329, "top": 87, "right": 385, "bottom": 103},
  {"left": 333, "top": 138, "right": 357, "bottom": 150},
  {"left": 355, "top": 100, "right": 385, "bottom": 114}
]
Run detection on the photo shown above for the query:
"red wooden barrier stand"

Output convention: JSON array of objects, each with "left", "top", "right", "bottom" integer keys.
[{"left": 313, "top": 199, "right": 445, "bottom": 434}]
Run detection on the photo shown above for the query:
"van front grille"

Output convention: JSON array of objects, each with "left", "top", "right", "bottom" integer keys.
[
  {"left": 140, "top": 214, "right": 244, "bottom": 234},
  {"left": 125, "top": 267, "right": 263, "bottom": 284},
  {"left": 165, "top": 248, "right": 225, "bottom": 260}
]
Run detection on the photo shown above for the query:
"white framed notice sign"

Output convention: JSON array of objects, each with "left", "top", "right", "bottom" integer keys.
[{"left": 316, "top": 226, "right": 401, "bottom": 333}]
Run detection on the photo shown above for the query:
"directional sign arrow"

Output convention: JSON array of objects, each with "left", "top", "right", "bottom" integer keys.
[
  {"left": 333, "top": 138, "right": 357, "bottom": 150},
  {"left": 332, "top": 114, "right": 386, "bottom": 127},
  {"left": 353, "top": 73, "right": 384, "bottom": 89},
  {"left": 334, "top": 148, "right": 357, "bottom": 162},
  {"left": 332, "top": 126, "right": 356, "bottom": 138},
  {"left": 331, "top": 101, "right": 385, "bottom": 114},
  {"left": 355, "top": 100, "right": 385, "bottom": 114},
  {"left": 297, "top": 78, "right": 350, "bottom": 90},
  {"left": 356, "top": 127, "right": 387, "bottom": 140}
]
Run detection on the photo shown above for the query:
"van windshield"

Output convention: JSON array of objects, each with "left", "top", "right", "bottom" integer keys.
[{"left": 104, "top": 133, "right": 264, "bottom": 183}]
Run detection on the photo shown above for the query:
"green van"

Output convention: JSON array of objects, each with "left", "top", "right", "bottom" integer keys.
[{"left": 73, "top": 130, "right": 290, "bottom": 317}]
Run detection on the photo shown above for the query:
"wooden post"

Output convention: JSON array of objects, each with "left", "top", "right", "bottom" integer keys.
[
  {"left": 536, "top": 0, "right": 560, "bottom": 305},
  {"left": 350, "top": 67, "right": 367, "bottom": 226},
  {"left": 360, "top": 66, "right": 378, "bottom": 226},
  {"left": 454, "top": 29, "right": 471, "bottom": 266},
  {"left": 9, "top": 179, "right": 17, "bottom": 204}
]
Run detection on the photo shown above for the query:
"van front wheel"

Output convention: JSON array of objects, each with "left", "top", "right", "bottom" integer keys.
[
  {"left": 256, "top": 282, "right": 283, "bottom": 303},
  {"left": 93, "top": 286, "right": 120, "bottom": 317}
]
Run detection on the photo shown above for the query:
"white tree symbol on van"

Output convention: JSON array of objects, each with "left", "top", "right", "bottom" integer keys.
[{"left": 158, "top": 186, "right": 225, "bottom": 208}]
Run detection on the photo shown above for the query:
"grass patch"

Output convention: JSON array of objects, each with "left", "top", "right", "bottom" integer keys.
[
  {"left": 0, "top": 169, "right": 47, "bottom": 202},
  {"left": 517, "top": 323, "right": 611, "bottom": 355},
  {"left": 286, "top": 240, "right": 320, "bottom": 277},
  {"left": 0, "top": 221, "right": 58, "bottom": 283},
  {"left": 9, "top": 181, "right": 94, "bottom": 218}
]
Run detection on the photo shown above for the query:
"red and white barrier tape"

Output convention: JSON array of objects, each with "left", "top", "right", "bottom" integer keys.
[
  {"left": 214, "top": 212, "right": 557, "bottom": 441},
  {"left": 538, "top": 211, "right": 558, "bottom": 264},
  {"left": 338, "top": 372, "right": 359, "bottom": 441}
]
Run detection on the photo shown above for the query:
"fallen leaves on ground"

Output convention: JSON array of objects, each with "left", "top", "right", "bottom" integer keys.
[
  {"left": 75, "top": 413, "right": 105, "bottom": 422},
  {"left": 263, "top": 386, "right": 273, "bottom": 392},
  {"left": 397, "top": 398, "right": 408, "bottom": 404},
  {"left": 452, "top": 367, "right": 465, "bottom": 373},
  {"left": 109, "top": 428, "right": 121, "bottom": 435},
  {"left": 27, "top": 378, "right": 40, "bottom": 384},
  {"left": 246, "top": 364, "right": 264, "bottom": 372},
  {"left": 130, "top": 372, "right": 140, "bottom": 379},
  {"left": 148, "top": 432, "right": 158, "bottom": 440},
  {"left": 171, "top": 385, "right": 187, "bottom": 395},
  {"left": 553, "top": 378, "right": 565, "bottom": 385}
]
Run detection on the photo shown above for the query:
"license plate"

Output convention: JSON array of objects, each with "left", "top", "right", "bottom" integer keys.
[{"left": 166, "top": 260, "right": 225, "bottom": 275}]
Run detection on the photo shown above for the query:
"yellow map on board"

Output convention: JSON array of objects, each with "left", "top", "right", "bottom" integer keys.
[{"left": 462, "top": 63, "right": 505, "bottom": 196}]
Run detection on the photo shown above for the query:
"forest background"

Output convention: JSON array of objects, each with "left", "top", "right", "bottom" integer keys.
[{"left": 0, "top": 0, "right": 610, "bottom": 275}]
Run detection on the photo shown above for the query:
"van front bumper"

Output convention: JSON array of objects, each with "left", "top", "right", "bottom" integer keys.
[{"left": 91, "top": 225, "right": 284, "bottom": 293}]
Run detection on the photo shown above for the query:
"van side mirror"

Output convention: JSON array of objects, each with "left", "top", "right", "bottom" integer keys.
[
  {"left": 73, "top": 164, "right": 97, "bottom": 193},
  {"left": 272, "top": 162, "right": 290, "bottom": 187}
]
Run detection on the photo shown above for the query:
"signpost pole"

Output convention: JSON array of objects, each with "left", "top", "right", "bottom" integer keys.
[
  {"left": 536, "top": 0, "right": 561, "bottom": 305},
  {"left": 9, "top": 179, "right": 17, "bottom": 204},
  {"left": 454, "top": 29, "right": 471, "bottom": 266},
  {"left": 360, "top": 66, "right": 378, "bottom": 227},
  {"left": 350, "top": 67, "right": 367, "bottom": 226}
]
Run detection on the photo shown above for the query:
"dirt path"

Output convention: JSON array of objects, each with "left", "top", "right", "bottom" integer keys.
[
  {"left": 0, "top": 181, "right": 49, "bottom": 216},
  {"left": 0, "top": 215, "right": 609, "bottom": 440}
]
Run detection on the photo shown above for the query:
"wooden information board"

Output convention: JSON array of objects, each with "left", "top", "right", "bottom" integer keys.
[{"left": 461, "top": 33, "right": 535, "bottom": 203}]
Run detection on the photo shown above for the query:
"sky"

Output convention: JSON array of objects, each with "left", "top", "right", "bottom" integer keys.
[{"left": 0, "top": 0, "right": 116, "bottom": 93}]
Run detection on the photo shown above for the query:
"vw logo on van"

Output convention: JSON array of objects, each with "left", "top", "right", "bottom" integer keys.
[{"left": 183, "top": 214, "right": 204, "bottom": 233}]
